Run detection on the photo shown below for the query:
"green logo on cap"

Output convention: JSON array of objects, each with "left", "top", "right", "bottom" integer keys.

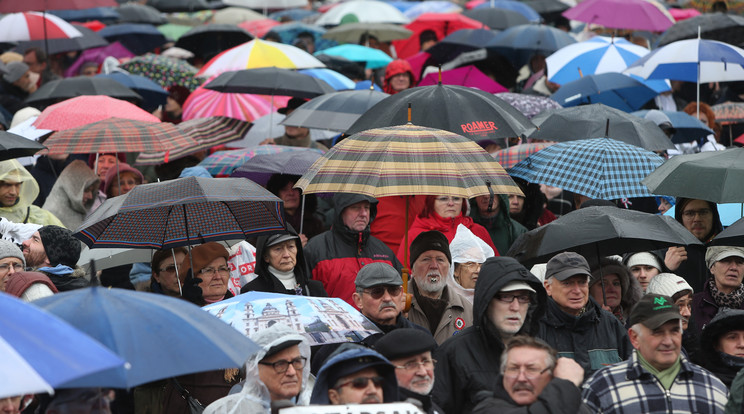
[
  {"left": 654, "top": 297, "right": 667, "bottom": 306},
  {"left": 652, "top": 296, "right": 673, "bottom": 310}
]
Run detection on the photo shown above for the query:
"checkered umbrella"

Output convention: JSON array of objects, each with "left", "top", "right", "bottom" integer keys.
[
  {"left": 295, "top": 124, "right": 522, "bottom": 198},
  {"left": 43, "top": 118, "right": 197, "bottom": 156},
  {"left": 75, "top": 176, "right": 286, "bottom": 249},
  {"left": 492, "top": 142, "right": 553, "bottom": 170},
  {"left": 509, "top": 137, "right": 664, "bottom": 200}
]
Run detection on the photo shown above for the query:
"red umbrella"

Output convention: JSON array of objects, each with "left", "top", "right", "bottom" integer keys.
[
  {"left": 0, "top": 0, "right": 116, "bottom": 13},
  {"left": 0, "top": 12, "right": 83, "bottom": 42},
  {"left": 392, "top": 13, "right": 485, "bottom": 59},
  {"left": 33, "top": 96, "right": 160, "bottom": 131},
  {"left": 239, "top": 19, "right": 281, "bottom": 39}
]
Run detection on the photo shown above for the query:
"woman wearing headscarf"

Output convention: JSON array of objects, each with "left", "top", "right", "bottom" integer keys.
[
  {"left": 382, "top": 59, "right": 415, "bottom": 95},
  {"left": 588, "top": 256, "right": 643, "bottom": 325}
]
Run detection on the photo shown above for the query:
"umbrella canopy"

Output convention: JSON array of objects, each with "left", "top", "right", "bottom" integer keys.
[
  {"left": 157, "top": 23, "right": 192, "bottom": 41},
  {"left": 197, "top": 39, "right": 326, "bottom": 78},
  {"left": 281, "top": 88, "right": 389, "bottom": 132},
  {"left": 506, "top": 206, "right": 703, "bottom": 267},
  {"left": 204, "top": 291, "right": 381, "bottom": 346},
  {"left": 562, "top": 0, "right": 675, "bottom": 32},
  {"left": 528, "top": 104, "right": 675, "bottom": 151},
  {"left": 117, "top": 2, "right": 166, "bottom": 24},
  {"left": 211, "top": 6, "right": 263, "bottom": 25},
  {"left": 204, "top": 67, "right": 336, "bottom": 98},
  {"left": 315, "top": 0, "right": 410, "bottom": 26},
  {"left": 97, "top": 72, "right": 168, "bottom": 111},
  {"left": 418, "top": 65, "right": 508, "bottom": 93},
  {"left": 404, "top": 1, "right": 463, "bottom": 19},
  {"left": 136, "top": 116, "right": 251, "bottom": 165},
  {"left": 0, "top": 131, "right": 46, "bottom": 161},
  {"left": 0, "top": 0, "right": 116, "bottom": 12},
  {"left": 181, "top": 83, "right": 278, "bottom": 123},
  {"left": 473, "top": 1, "right": 541, "bottom": 22},
  {"left": 147, "top": 0, "right": 210, "bottom": 12},
  {"left": 631, "top": 109, "right": 714, "bottom": 144},
  {"left": 0, "top": 291, "right": 124, "bottom": 397},
  {"left": 492, "top": 142, "right": 553, "bottom": 169},
  {"left": 316, "top": 44, "right": 393, "bottom": 70},
  {"left": 710, "top": 215, "right": 744, "bottom": 247},
  {"left": 43, "top": 118, "right": 196, "bottom": 155},
  {"left": 34, "top": 287, "right": 260, "bottom": 388},
  {"left": 486, "top": 23, "right": 576, "bottom": 68},
  {"left": 75, "top": 176, "right": 286, "bottom": 248},
  {"left": 198, "top": 145, "right": 323, "bottom": 177},
  {"left": 234, "top": 112, "right": 336, "bottom": 147},
  {"left": 34, "top": 95, "right": 160, "bottom": 131},
  {"left": 239, "top": 18, "right": 281, "bottom": 39},
  {"left": 322, "top": 22, "right": 412, "bottom": 43},
  {"left": 642, "top": 147, "right": 744, "bottom": 204},
  {"left": 231, "top": 148, "right": 323, "bottom": 186},
  {"left": 546, "top": 36, "right": 650, "bottom": 85},
  {"left": 494, "top": 92, "right": 561, "bottom": 119},
  {"left": 25, "top": 76, "right": 142, "bottom": 107},
  {"left": 510, "top": 137, "right": 665, "bottom": 200},
  {"left": 296, "top": 123, "right": 522, "bottom": 198},
  {"left": 0, "top": 11, "right": 82, "bottom": 42},
  {"left": 298, "top": 68, "right": 355, "bottom": 90},
  {"left": 345, "top": 84, "right": 536, "bottom": 143},
  {"left": 119, "top": 53, "right": 203, "bottom": 92},
  {"left": 175, "top": 24, "right": 254, "bottom": 61},
  {"left": 550, "top": 72, "right": 660, "bottom": 112},
  {"left": 98, "top": 23, "right": 167, "bottom": 55},
  {"left": 658, "top": 12, "right": 744, "bottom": 46},
  {"left": 713, "top": 102, "right": 744, "bottom": 125},
  {"left": 224, "top": 0, "right": 308, "bottom": 8},
  {"left": 64, "top": 42, "right": 135, "bottom": 78},
  {"left": 424, "top": 29, "right": 500, "bottom": 65},
  {"left": 393, "top": 12, "right": 485, "bottom": 59},
  {"left": 462, "top": 7, "right": 530, "bottom": 30},
  {"left": 14, "top": 24, "right": 108, "bottom": 55},
  {"left": 270, "top": 22, "right": 333, "bottom": 52}
]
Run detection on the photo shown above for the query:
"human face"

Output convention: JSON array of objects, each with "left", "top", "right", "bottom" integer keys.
[
  {"left": 589, "top": 274, "right": 622, "bottom": 309},
  {"left": 197, "top": 257, "right": 230, "bottom": 301},
  {"left": 630, "top": 265, "right": 659, "bottom": 291},
  {"left": 258, "top": 345, "right": 303, "bottom": 401},
  {"left": 328, "top": 367, "right": 384, "bottom": 405},
  {"left": 391, "top": 351, "right": 435, "bottom": 395},
  {"left": 544, "top": 275, "right": 589, "bottom": 316},
  {"left": 675, "top": 293, "right": 692, "bottom": 331},
  {"left": 502, "top": 347, "right": 552, "bottom": 406},
  {"left": 24, "top": 51, "right": 44, "bottom": 74},
  {"left": 475, "top": 195, "right": 498, "bottom": 215},
  {"left": 680, "top": 199, "right": 714, "bottom": 241},
  {"left": 658, "top": 199, "right": 672, "bottom": 214},
  {"left": 0, "top": 396, "right": 21, "bottom": 414},
  {"left": 0, "top": 257, "right": 24, "bottom": 292},
  {"left": 264, "top": 240, "right": 297, "bottom": 273},
  {"left": 12, "top": 70, "right": 33, "bottom": 91},
  {"left": 390, "top": 73, "right": 410, "bottom": 92},
  {"left": 453, "top": 261, "right": 481, "bottom": 289},
  {"left": 716, "top": 330, "right": 744, "bottom": 358},
  {"left": 629, "top": 320, "right": 682, "bottom": 371},
  {"left": 21, "top": 231, "right": 48, "bottom": 268},
  {"left": 82, "top": 183, "right": 97, "bottom": 206},
  {"left": 352, "top": 284, "right": 402, "bottom": 326},
  {"left": 278, "top": 181, "right": 300, "bottom": 212},
  {"left": 0, "top": 181, "right": 21, "bottom": 207},
  {"left": 341, "top": 201, "right": 371, "bottom": 232},
  {"left": 710, "top": 256, "right": 744, "bottom": 294},
  {"left": 96, "top": 155, "right": 118, "bottom": 179},
  {"left": 109, "top": 171, "right": 140, "bottom": 196},
  {"left": 412, "top": 250, "right": 449, "bottom": 296},
  {"left": 164, "top": 96, "right": 181, "bottom": 113},
  {"left": 509, "top": 195, "right": 525, "bottom": 215},
  {"left": 152, "top": 251, "right": 186, "bottom": 296},
  {"left": 488, "top": 291, "right": 531, "bottom": 336},
  {"left": 80, "top": 65, "right": 98, "bottom": 76},
  {"left": 433, "top": 196, "right": 462, "bottom": 219}
]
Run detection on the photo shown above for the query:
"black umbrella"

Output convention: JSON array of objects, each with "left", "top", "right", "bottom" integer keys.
[
  {"left": 462, "top": 8, "right": 530, "bottom": 31},
  {"left": 281, "top": 88, "right": 389, "bottom": 132},
  {"left": 116, "top": 3, "right": 167, "bottom": 25},
  {"left": 425, "top": 29, "right": 501, "bottom": 65},
  {"left": 146, "top": 0, "right": 210, "bottom": 12},
  {"left": 175, "top": 24, "right": 254, "bottom": 61},
  {"left": 522, "top": 0, "right": 570, "bottom": 22},
  {"left": 0, "top": 131, "right": 46, "bottom": 161},
  {"left": 345, "top": 84, "right": 536, "bottom": 142},
  {"left": 14, "top": 25, "right": 108, "bottom": 55},
  {"left": 710, "top": 216, "right": 744, "bottom": 247},
  {"left": 25, "top": 77, "right": 142, "bottom": 107},
  {"left": 657, "top": 12, "right": 744, "bottom": 47},
  {"left": 506, "top": 206, "right": 702, "bottom": 267},
  {"left": 528, "top": 104, "right": 675, "bottom": 151},
  {"left": 203, "top": 67, "right": 336, "bottom": 99},
  {"left": 98, "top": 23, "right": 167, "bottom": 55}
]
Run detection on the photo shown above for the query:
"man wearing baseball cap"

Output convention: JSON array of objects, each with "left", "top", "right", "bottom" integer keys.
[
  {"left": 582, "top": 294, "right": 729, "bottom": 413},
  {"left": 691, "top": 245, "right": 744, "bottom": 335},
  {"left": 536, "top": 252, "right": 631, "bottom": 379}
]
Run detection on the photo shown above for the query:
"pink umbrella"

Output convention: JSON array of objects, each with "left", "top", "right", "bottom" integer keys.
[
  {"left": 406, "top": 51, "right": 430, "bottom": 83},
  {"left": 562, "top": 0, "right": 675, "bottom": 32},
  {"left": 669, "top": 8, "right": 701, "bottom": 22},
  {"left": 418, "top": 65, "right": 508, "bottom": 93},
  {"left": 182, "top": 82, "right": 288, "bottom": 122},
  {"left": 33, "top": 96, "right": 159, "bottom": 131},
  {"left": 239, "top": 18, "right": 281, "bottom": 39},
  {"left": 64, "top": 41, "right": 135, "bottom": 78}
]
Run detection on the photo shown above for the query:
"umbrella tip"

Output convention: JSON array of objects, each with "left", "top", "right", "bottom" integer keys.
[
  {"left": 407, "top": 103, "right": 412, "bottom": 123},
  {"left": 438, "top": 65, "right": 442, "bottom": 85}
]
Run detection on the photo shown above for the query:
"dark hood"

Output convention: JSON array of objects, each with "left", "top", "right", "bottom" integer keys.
[
  {"left": 253, "top": 224, "right": 312, "bottom": 288},
  {"left": 701, "top": 308, "right": 744, "bottom": 360},
  {"left": 331, "top": 192, "right": 378, "bottom": 244},
  {"left": 674, "top": 198, "right": 723, "bottom": 242}
]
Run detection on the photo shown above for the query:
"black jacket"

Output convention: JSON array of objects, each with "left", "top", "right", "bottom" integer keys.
[
  {"left": 400, "top": 386, "right": 444, "bottom": 414},
  {"left": 471, "top": 375, "right": 592, "bottom": 414},
  {"left": 432, "top": 257, "right": 546, "bottom": 414}
]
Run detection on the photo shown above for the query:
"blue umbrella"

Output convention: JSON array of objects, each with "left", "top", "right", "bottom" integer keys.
[
  {"left": 475, "top": 0, "right": 541, "bottom": 22},
  {"left": 486, "top": 23, "right": 576, "bottom": 68},
  {"left": 0, "top": 292, "right": 124, "bottom": 395},
  {"left": 97, "top": 72, "right": 168, "bottom": 111},
  {"left": 316, "top": 44, "right": 393, "bottom": 70},
  {"left": 550, "top": 72, "right": 659, "bottom": 112},
  {"left": 98, "top": 23, "right": 168, "bottom": 55},
  {"left": 546, "top": 36, "right": 650, "bottom": 85},
  {"left": 355, "top": 80, "right": 383, "bottom": 91},
  {"left": 270, "top": 22, "right": 336, "bottom": 52},
  {"left": 403, "top": 1, "right": 462, "bottom": 19},
  {"left": 269, "top": 8, "right": 319, "bottom": 22},
  {"left": 34, "top": 287, "right": 261, "bottom": 388},
  {"left": 632, "top": 109, "right": 714, "bottom": 144},
  {"left": 298, "top": 68, "right": 355, "bottom": 90}
]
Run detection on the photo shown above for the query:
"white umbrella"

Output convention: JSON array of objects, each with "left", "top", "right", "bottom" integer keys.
[
  {"left": 547, "top": 36, "right": 649, "bottom": 85},
  {"left": 314, "top": 0, "right": 410, "bottom": 26},
  {"left": 0, "top": 338, "right": 53, "bottom": 399}
]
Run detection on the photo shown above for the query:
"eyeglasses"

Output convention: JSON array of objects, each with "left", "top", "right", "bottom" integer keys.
[
  {"left": 158, "top": 265, "right": 177, "bottom": 274},
  {"left": 335, "top": 376, "right": 385, "bottom": 390},
  {"left": 682, "top": 208, "right": 712, "bottom": 219},
  {"left": 504, "top": 366, "right": 550, "bottom": 379},
  {"left": 394, "top": 358, "right": 436, "bottom": 371},
  {"left": 435, "top": 196, "right": 463, "bottom": 204},
  {"left": 0, "top": 263, "right": 23, "bottom": 273},
  {"left": 495, "top": 293, "right": 532, "bottom": 304},
  {"left": 459, "top": 262, "right": 482, "bottom": 270},
  {"left": 259, "top": 356, "right": 306, "bottom": 374},
  {"left": 199, "top": 266, "right": 230, "bottom": 276},
  {"left": 364, "top": 285, "right": 402, "bottom": 299}
]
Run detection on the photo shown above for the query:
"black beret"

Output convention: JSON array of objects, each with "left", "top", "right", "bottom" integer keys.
[{"left": 373, "top": 328, "right": 437, "bottom": 361}]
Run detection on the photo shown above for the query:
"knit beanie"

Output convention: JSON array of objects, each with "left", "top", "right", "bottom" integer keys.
[
  {"left": 646, "top": 273, "right": 693, "bottom": 298},
  {"left": 0, "top": 239, "right": 25, "bottom": 267},
  {"left": 38, "top": 225, "right": 81, "bottom": 268},
  {"left": 409, "top": 230, "right": 452, "bottom": 267},
  {"left": 178, "top": 242, "right": 229, "bottom": 282}
]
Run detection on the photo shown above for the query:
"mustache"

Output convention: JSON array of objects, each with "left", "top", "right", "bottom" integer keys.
[
  {"left": 512, "top": 383, "right": 534, "bottom": 392},
  {"left": 378, "top": 301, "right": 397, "bottom": 311},
  {"left": 362, "top": 395, "right": 382, "bottom": 403}
]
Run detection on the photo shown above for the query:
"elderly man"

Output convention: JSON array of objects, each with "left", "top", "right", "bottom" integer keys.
[
  {"left": 405, "top": 230, "right": 473, "bottom": 344},
  {"left": 261, "top": 98, "right": 328, "bottom": 150},
  {"left": 310, "top": 344, "right": 398, "bottom": 405},
  {"left": 305, "top": 193, "right": 401, "bottom": 306},
  {"left": 472, "top": 336, "right": 589, "bottom": 414},
  {"left": 375, "top": 328, "right": 442, "bottom": 413},
  {"left": 433, "top": 256, "right": 545, "bottom": 414},
  {"left": 692, "top": 245, "right": 744, "bottom": 335},
  {"left": 21, "top": 225, "right": 86, "bottom": 292},
  {"left": 537, "top": 252, "right": 631, "bottom": 378},
  {"left": 582, "top": 294, "right": 729, "bottom": 413},
  {"left": 0, "top": 159, "right": 63, "bottom": 227},
  {"left": 0, "top": 240, "right": 24, "bottom": 293}
]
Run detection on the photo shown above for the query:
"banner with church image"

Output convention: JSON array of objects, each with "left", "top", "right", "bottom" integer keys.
[{"left": 204, "top": 291, "right": 382, "bottom": 346}]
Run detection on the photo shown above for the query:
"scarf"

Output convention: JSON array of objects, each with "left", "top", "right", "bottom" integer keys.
[{"left": 709, "top": 278, "right": 744, "bottom": 309}]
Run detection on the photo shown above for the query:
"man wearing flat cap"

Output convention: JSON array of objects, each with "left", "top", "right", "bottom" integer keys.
[
  {"left": 260, "top": 97, "right": 328, "bottom": 150},
  {"left": 582, "top": 294, "right": 729, "bottom": 413},
  {"left": 375, "top": 328, "right": 442, "bottom": 414},
  {"left": 536, "top": 252, "right": 631, "bottom": 379},
  {"left": 691, "top": 245, "right": 744, "bottom": 335}
]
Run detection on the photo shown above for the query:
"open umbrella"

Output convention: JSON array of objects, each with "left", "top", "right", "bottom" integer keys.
[
  {"left": 322, "top": 22, "right": 411, "bottom": 44},
  {"left": 506, "top": 206, "right": 703, "bottom": 267},
  {"left": 494, "top": 92, "right": 561, "bottom": 119},
  {"left": 97, "top": 72, "right": 168, "bottom": 111},
  {"left": 424, "top": 29, "right": 500, "bottom": 65},
  {"left": 0, "top": 0, "right": 116, "bottom": 13},
  {"left": 24, "top": 76, "right": 142, "bottom": 107},
  {"left": 64, "top": 42, "right": 135, "bottom": 78},
  {"left": 231, "top": 148, "right": 323, "bottom": 186},
  {"left": 239, "top": 18, "right": 281, "bottom": 39},
  {"left": 204, "top": 291, "right": 381, "bottom": 346},
  {"left": 34, "top": 95, "right": 160, "bottom": 131},
  {"left": 316, "top": 44, "right": 393, "bottom": 70},
  {"left": 418, "top": 65, "right": 508, "bottom": 93},
  {"left": 98, "top": 23, "right": 167, "bottom": 55},
  {"left": 710, "top": 215, "right": 744, "bottom": 247},
  {"left": 0, "top": 11, "right": 82, "bottom": 42},
  {"left": 119, "top": 53, "right": 203, "bottom": 92},
  {"left": 474, "top": 0, "right": 541, "bottom": 21},
  {"left": 510, "top": 137, "right": 665, "bottom": 199},
  {"left": 181, "top": 84, "right": 279, "bottom": 123},
  {"left": 34, "top": 287, "right": 260, "bottom": 388},
  {"left": 14, "top": 24, "right": 108, "bottom": 55},
  {"left": 175, "top": 24, "right": 254, "bottom": 61},
  {"left": 631, "top": 109, "right": 714, "bottom": 144},
  {"left": 198, "top": 145, "right": 322, "bottom": 177},
  {"left": 562, "top": 0, "right": 674, "bottom": 32},
  {"left": 212, "top": 6, "right": 263, "bottom": 25},
  {"left": 657, "top": 12, "right": 744, "bottom": 47},
  {"left": 314, "top": 0, "right": 410, "bottom": 26},
  {"left": 270, "top": 22, "right": 331, "bottom": 51},
  {"left": 392, "top": 12, "right": 484, "bottom": 59},
  {"left": 0, "top": 131, "right": 46, "bottom": 161},
  {"left": 116, "top": 2, "right": 167, "bottom": 25},
  {"left": 75, "top": 176, "right": 286, "bottom": 249},
  {"left": 462, "top": 7, "right": 530, "bottom": 30},
  {"left": 546, "top": 36, "right": 649, "bottom": 85},
  {"left": 485, "top": 23, "right": 576, "bottom": 68},
  {"left": 298, "top": 68, "right": 355, "bottom": 90},
  {"left": 281, "top": 88, "right": 389, "bottom": 132},
  {"left": 203, "top": 67, "right": 336, "bottom": 98},
  {"left": 550, "top": 72, "right": 660, "bottom": 112},
  {"left": 492, "top": 142, "right": 553, "bottom": 169}
]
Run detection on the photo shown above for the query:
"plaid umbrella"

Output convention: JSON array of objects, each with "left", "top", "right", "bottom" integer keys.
[
  {"left": 712, "top": 102, "right": 744, "bottom": 125},
  {"left": 296, "top": 124, "right": 522, "bottom": 198},
  {"left": 75, "top": 176, "right": 286, "bottom": 249},
  {"left": 119, "top": 53, "right": 203, "bottom": 92},
  {"left": 43, "top": 118, "right": 197, "bottom": 156},
  {"left": 197, "top": 145, "right": 320, "bottom": 177},
  {"left": 231, "top": 148, "right": 324, "bottom": 186},
  {"left": 492, "top": 142, "right": 553, "bottom": 169},
  {"left": 135, "top": 116, "right": 251, "bottom": 165},
  {"left": 495, "top": 92, "right": 561, "bottom": 119},
  {"left": 33, "top": 96, "right": 160, "bottom": 131},
  {"left": 509, "top": 137, "right": 665, "bottom": 200}
]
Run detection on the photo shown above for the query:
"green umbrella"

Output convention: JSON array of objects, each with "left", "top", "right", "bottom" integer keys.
[{"left": 157, "top": 23, "right": 193, "bottom": 41}]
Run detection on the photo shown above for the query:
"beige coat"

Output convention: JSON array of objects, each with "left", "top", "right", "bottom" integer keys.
[{"left": 406, "top": 284, "right": 474, "bottom": 345}]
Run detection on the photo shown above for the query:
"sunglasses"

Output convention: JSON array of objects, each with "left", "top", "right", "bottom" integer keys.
[
  {"left": 335, "top": 376, "right": 385, "bottom": 390},
  {"left": 364, "top": 285, "right": 402, "bottom": 299}
]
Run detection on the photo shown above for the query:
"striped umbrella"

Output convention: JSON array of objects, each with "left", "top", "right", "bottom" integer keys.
[
  {"left": 0, "top": 12, "right": 82, "bottom": 42},
  {"left": 136, "top": 116, "right": 251, "bottom": 165},
  {"left": 295, "top": 124, "right": 522, "bottom": 198},
  {"left": 492, "top": 142, "right": 553, "bottom": 169},
  {"left": 509, "top": 137, "right": 665, "bottom": 200},
  {"left": 198, "top": 145, "right": 319, "bottom": 177},
  {"left": 182, "top": 80, "right": 281, "bottom": 122},
  {"left": 546, "top": 36, "right": 650, "bottom": 85}
]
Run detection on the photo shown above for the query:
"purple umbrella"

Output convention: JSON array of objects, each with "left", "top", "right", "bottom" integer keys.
[
  {"left": 418, "top": 65, "right": 508, "bottom": 93},
  {"left": 64, "top": 41, "right": 134, "bottom": 78}
]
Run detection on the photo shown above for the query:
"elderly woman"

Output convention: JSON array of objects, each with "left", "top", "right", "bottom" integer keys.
[
  {"left": 179, "top": 242, "right": 233, "bottom": 306},
  {"left": 448, "top": 224, "right": 495, "bottom": 303},
  {"left": 104, "top": 162, "right": 144, "bottom": 198},
  {"left": 588, "top": 257, "right": 643, "bottom": 325},
  {"left": 240, "top": 231, "right": 326, "bottom": 297},
  {"left": 692, "top": 246, "right": 744, "bottom": 336},
  {"left": 699, "top": 308, "right": 744, "bottom": 388},
  {"left": 149, "top": 247, "right": 187, "bottom": 297}
]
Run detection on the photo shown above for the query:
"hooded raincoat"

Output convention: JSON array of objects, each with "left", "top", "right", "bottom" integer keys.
[
  {"left": 468, "top": 195, "right": 527, "bottom": 256},
  {"left": 42, "top": 160, "right": 100, "bottom": 231},
  {"left": 673, "top": 197, "right": 723, "bottom": 293},
  {"left": 699, "top": 308, "right": 744, "bottom": 388},
  {"left": 0, "top": 159, "right": 64, "bottom": 227}
]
